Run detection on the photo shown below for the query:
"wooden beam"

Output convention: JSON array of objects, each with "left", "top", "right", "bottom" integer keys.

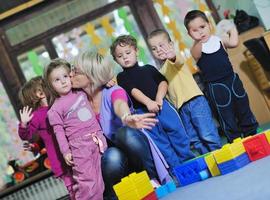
[
  {"left": 0, "top": 0, "right": 44, "bottom": 20},
  {"left": 205, "top": 0, "right": 220, "bottom": 23},
  {"left": 0, "top": 32, "right": 25, "bottom": 118}
]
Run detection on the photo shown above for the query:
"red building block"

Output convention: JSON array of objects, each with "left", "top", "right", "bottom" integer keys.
[
  {"left": 142, "top": 191, "right": 158, "bottom": 200},
  {"left": 243, "top": 134, "right": 270, "bottom": 161}
]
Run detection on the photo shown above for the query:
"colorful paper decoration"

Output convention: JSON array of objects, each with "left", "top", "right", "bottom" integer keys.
[
  {"left": 27, "top": 51, "right": 43, "bottom": 76},
  {"left": 100, "top": 16, "right": 115, "bottom": 37},
  {"left": 117, "top": 8, "right": 148, "bottom": 64},
  {"left": 84, "top": 23, "right": 101, "bottom": 45}
]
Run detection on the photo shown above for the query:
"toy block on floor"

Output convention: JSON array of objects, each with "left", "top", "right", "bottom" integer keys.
[
  {"left": 213, "top": 138, "right": 246, "bottom": 164},
  {"left": 113, "top": 171, "right": 154, "bottom": 200},
  {"left": 264, "top": 130, "right": 270, "bottom": 144},
  {"left": 243, "top": 133, "right": 270, "bottom": 161},
  {"left": 142, "top": 191, "right": 158, "bottom": 200},
  {"left": 155, "top": 181, "right": 176, "bottom": 199},
  {"left": 204, "top": 153, "right": 220, "bottom": 177},
  {"left": 173, "top": 157, "right": 209, "bottom": 186},
  {"left": 217, "top": 153, "right": 250, "bottom": 175}
]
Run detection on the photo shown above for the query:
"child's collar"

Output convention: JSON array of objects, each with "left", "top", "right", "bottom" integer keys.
[{"left": 202, "top": 35, "right": 221, "bottom": 54}]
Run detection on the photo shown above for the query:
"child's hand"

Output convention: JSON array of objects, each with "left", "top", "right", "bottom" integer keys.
[
  {"left": 19, "top": 106, "right": 33, "bottom": 127},
  {"left": 146, "top": 100, "right": 160, "bottom": 113},
  {"left": 64, "top": 153, "right": 74, "bottom": 166},
  {"left": 155, "top": 98, "right": 163, "bottom": 110},
  {"left": 106, "top": 78, "right": 116, "bottom": 88},
  {"left": 160, "top": 43, "right": 176, "bottom": 61}
]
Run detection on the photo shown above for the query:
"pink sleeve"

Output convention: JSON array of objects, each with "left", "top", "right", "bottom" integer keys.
[{"left": 111, "top": 88, "right": 128, "bottom": 104}]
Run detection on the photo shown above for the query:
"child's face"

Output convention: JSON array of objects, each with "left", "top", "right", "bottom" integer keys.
[
  {"left": 188, "top": 17, "right": 211, "bottom": 43},
  {"left": 114, "top": 44, "right": 138, "bottom": 68},
  {"left": 50, "top": 66, "right": 72, "bottom": 96},
  {"left": 148, "top": 34, "right": 173, "bottom": 61}
]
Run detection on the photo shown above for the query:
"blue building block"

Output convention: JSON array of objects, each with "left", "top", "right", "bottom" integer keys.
[
  {"left": 218, "top": 153, "right": 250, "bottom": 175},
  {"left": 173, "top": 157, "right": 209, "bottom": 186},
  {"left": 165, "top": 181, "right": 176, "bottom": 193},
  {"left": 155, "top": 185, "right": 168, "bottom": 199}
]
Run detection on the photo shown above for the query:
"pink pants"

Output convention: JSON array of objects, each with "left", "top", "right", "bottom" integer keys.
[
  {"left": 60, "top": 169, "right": 76, "bottom": 200},
  {"left": 69, "top": 134, "right": 105, "bottom": 200}
]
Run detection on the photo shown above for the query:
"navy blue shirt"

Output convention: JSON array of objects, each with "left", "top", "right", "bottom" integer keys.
[
  {"left": 197, "top": 42, "right": 234, "bottom": 82},
  {"left": 117, "top": 63, "right": 167, "bottom": 109}
]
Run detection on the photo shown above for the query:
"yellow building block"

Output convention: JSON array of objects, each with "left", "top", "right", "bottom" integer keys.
[
  {"left": 264, "top": 130, "right": 270, "bottom": 144},
  {"left": 213, "top": 138, "right": 246, "bottom": 163},
  {"left": 113, "top": 171, "right": 154, "bottom": 200},
  {"left": 204, "top": 152, "right": 220, "bottom": 176}
]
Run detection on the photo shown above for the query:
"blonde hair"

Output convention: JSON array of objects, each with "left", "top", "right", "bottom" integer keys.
[
  {"left": 43, "top": 58, "right": 71, "bottom": 106},
  {"left": 73, "top": 50, "right": 114, "bottom": 95},
  {"left": 18, "top": 76, "right": 49, "bottom": 110}
]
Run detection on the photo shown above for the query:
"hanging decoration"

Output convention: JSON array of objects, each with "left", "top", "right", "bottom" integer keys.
[
  {"left": 84, "top": 23, "right": 101, "bottom": 46},
  {"left": 27, "top": 51, "right": 43, "bottom": 76},
  {"left": 100, "top": 16, "right": 115, "bottom": 37},
  {"left": 154, "top": 0, "right": 196, "bottom": 72},
  {"left": 117, "top": 8, "right": 148, "bottom": 64}
]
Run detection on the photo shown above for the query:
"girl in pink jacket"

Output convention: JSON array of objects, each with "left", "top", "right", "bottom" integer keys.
[
  {"left": 44, "top": 58, "right": 107, "bottom": 200},
  {"left": 18, "top": 76, "right": 75, "bottom": 199}
]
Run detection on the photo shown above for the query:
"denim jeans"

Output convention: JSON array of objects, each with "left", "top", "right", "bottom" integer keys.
[
  {"left": 101, "top": 127, "right": 158, "bottom": 200},
  {"left": 115, "top": 127, "right": 158, "bottom": 179},
  {"left": 179, "top": 95, "right": 222, "bottom": 154},
  {"left": 206, "top": 73, "right": 258, "bottom": 142},
  {"left": 102, "top": 146, "right": 127, "bottom": 200},
  {"left": 136, "top": 99, "right": 195, "bottom": 169}
]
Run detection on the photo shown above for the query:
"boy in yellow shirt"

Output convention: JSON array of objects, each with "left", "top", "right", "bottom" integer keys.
[{"left": 148, "top": 29, "right": 221, "bottom": 154}]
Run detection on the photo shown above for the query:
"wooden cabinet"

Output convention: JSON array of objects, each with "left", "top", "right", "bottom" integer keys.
[{"left": 228, "top": 26, "right": 270, "bottom": 124}]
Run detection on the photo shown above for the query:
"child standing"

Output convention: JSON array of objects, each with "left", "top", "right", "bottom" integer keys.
[
  {"left": 184, "top": 10, "right": 258, "bottom": 142},
  {"left": 18, "top": 76, "right": 75, "bottom": 199},
  {"left": 148, "top": 29, "right": 222, "bottom": 154},
  {"left": 44, "top": 59, "right": 107, "bottom": 200},
  {"left": 110, "top": 35, "right": 195, "bottom": 171}
]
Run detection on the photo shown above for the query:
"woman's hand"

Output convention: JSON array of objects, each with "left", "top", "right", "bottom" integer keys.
[
  {"left": 19, "top": 106, "right": 33, "bottom": 127},
  {"left": 122, "top": 113, "right": 158, "bottom": 130}
]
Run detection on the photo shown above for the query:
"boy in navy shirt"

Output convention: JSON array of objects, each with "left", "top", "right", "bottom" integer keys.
[{"left": 110, "top": 35, "right": 195, "bottom": 170}]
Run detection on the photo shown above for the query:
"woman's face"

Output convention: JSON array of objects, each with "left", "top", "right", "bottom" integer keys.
[{"left": 70, "top": 65, "right": 90, "bottom": 89}]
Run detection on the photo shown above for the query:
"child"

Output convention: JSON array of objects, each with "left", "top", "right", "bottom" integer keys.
[
  {"left": 44, "top": 58, "right": 107, "bottom": 200},
  {"left": 110, "top": 35, "right": 195, "bottom": 171},
  {"left": 184, "top": 10, "right": 258, "bottom": 142},
  {"left": 18, "top": 76, "right": 75, "bottom": 199},
  {"left": 148, "top": 29, "right": 222, "bottom": 154}
]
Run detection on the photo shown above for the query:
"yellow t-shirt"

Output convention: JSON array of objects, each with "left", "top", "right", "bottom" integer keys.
[{"left": 159, "top": 55, "right": 203, "bottom": 109}]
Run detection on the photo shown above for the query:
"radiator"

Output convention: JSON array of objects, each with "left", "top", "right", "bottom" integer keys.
[{"left": 0, "top": 173, "right": 68, "bottom": 200}]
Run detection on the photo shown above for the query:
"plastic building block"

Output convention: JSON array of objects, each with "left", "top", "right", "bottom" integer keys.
[
  {"left": 142, "top": 191, "right": 158, "bottom": 200},
  {"left": 113, "top": 171, "right": 154, "bottom": 200},
  {"left": 199, "top": 170, "right": 210, "bottom": 180},
  {"left": 264, "top": 130, "right": 270, "bottom": 144},
  {"left": 213, "top": 138, "right": 246, "bottom": 164},
  {"left": 173, "top": 157, "right": 209, "bottom": 186},
  {"left": 154, "top": 181, "right": 176, "bottom": 199},
  {"left": 217, "top": 153, "right": 250, "bottom": 175},
  {"left": 165, "top": 181, "right": 176, "bottom": 193},
  {"left": 204, "top": 153, "right": 220, "bottom": 177},
  {"left": 243, "top": 133, "right": 270, "bottom": 161},
  {"left": 155, "top": 185, "right": 168, "bottom": 199}
]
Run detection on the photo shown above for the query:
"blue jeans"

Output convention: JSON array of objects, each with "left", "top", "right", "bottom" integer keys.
[
  {"left": 206, "top": 73, "right": 258, "bottom": 142},
  {"left": 102, "top": 146, "right": 127, "bottom": 200},
  {"left": 179, "top": 95, "right": 222, "bottom": 154},
  {"left": 136, "top": 99, "right": 195, "bottom": 169},
  {"left": 101, "top": 127, "right": 158, "bottom": 199},
  {"left": 115, "top": 127, "right": 158, "bottom": 179}
]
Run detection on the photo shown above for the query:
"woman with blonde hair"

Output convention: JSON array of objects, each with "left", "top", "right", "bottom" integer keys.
[{"left": 71, "top": 51, "right": 169, "bottom": 199}]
